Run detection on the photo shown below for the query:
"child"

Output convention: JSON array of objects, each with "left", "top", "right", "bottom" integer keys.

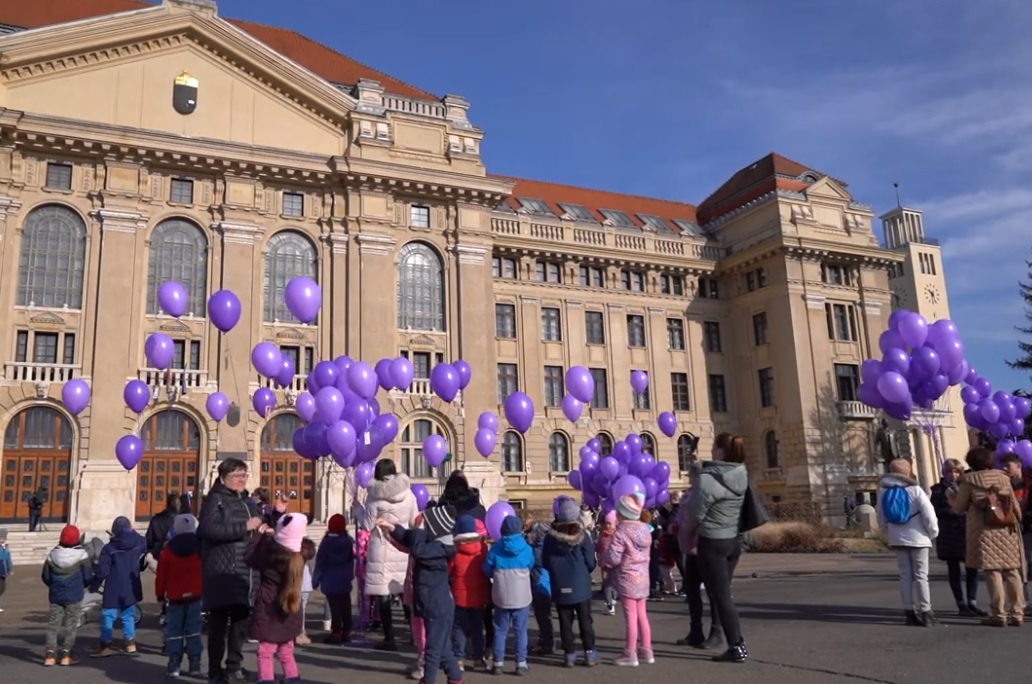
[
  {"left": 297, "top": 538, "right": 316, "bottom": 647},
  {"left": 541, "top": 498, "right": 598, "bottom": 668},
  {"left": 247, "top": 513, "right": 308, "bottom": 684},
  {"left": 353, "top": 504, "right": 374, "bottom": 631},
  {"left": 602, "top": 493, "right": 653, "bottom": 667},
  {"left": 520, "top": 510, "right": 554, "bottom": 656},
  {"left": 42, "top": 525, "right": 92, "bottom": 666},
  {"left": 483, "top": 515, "right": 534, "bottom": 676},
  {"left": 403, "top": 529, "right": 428, "bottom": 681},
  {"left": 449, "top": 515, "right": 489, "bottom": 671},
  {"left": 313, "top": 513, "right": 356, "bottom": 644},
  {"left": 376, "top": 505, "right": 464, "bottom": 684},
  {"left": 90, "top": 516, "right": 146, "bottom": 657},
  {"left": 0, "top": 531, "right": 10, "bottom": 612},
  {"left": 657, "top": 523, "right": 678, "bottom": 595},
  {"left": 595, "top": 511, "right": 618, "bottom": 615},
  {"left": 155, "top": 514, "right": 203, "bottom": 678}
]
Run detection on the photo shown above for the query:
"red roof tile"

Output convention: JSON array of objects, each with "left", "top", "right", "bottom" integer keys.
[
  {"left": 0, "top": 0, "right": 436, "bottom": 100},
  {"left": 697, "top": 153, "right": 825, "bottom": 224}
]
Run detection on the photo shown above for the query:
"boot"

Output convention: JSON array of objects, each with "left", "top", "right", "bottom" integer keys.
[
  {"left": 904, "top": 610, "right": 922, "bottom": 626},
  {"left": 711, "top": 642, "right": 747, "bottom": 663},
  {"left": 957, "top": 602, "right": 974, "bottom": 617},
  {"left": 967, "top": 601, "right": 988, "bottom": 617},
  {"left": 701, "top": 625, "right": 724, "bottom": 649},
  {"left": 124, "top": 640, "right": 139, "bottom": 656},
  {"left": 43, "top": 650, "right": 57, "bottom": 667},
  {"left": 677, "top": 623, "right": 705, "bottom": 647},
  {"left": 919, "top": 610, "right": 939, "bottom": 627}
]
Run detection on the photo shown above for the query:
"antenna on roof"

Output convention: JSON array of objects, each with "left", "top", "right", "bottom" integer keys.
[{"left": 893, "top": 182, "right": 902, "bottom": 208}]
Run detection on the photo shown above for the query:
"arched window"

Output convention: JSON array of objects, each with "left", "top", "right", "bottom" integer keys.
[
  {"left": 260, "top": 413, "right": 303, "bottom": 452},
  {"left": 548, "top": 432, "right": 570, "bottom": 472},
  {"left": 596, "top": 432, "right": 614, "bottom": 457},
  {"left": 264, "top": 231, "right": 317, "bottom": 323},
  {"left": 17, "top": 205, "right": 87, "bottom": 309},
  {"left": 260, "top": 413, "right": 314, "bottom": 517},
  {"left": 501, "top": 431, "right": 523, "bottom": 473},
  {"left": 2, "top": 406, "right": 74, "bottom": 522},
  {"left": 640, "top": 432, "right": 657, "bottom": 456},
  {"left": 147, "top": 219, "right": 208, "bottom": 316},
  {"left": 142, "top": 409, "right": 200, "bottom": 451},
  {"left": 400, "top": 418, "right": 451, "bottom": 480},
  {"left": 765, "top": 430, "right": 779, "bottom": 469},
  {"left": 677, "top": 434, "right": 698, "bottom": 472},
  {"left": 397, "top": 242, "right": 445, "bottom": 331}
]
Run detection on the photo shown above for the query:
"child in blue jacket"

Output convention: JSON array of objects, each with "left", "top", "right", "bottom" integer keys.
[
  {"left": 90, "top": 516, "right": 146, "bottom": 657},
  {"left": 483, "top": 515, "right": 535, "bottom": 676},
  {"left": 313, "top": 513, "right": 356, "bottom": 644}
]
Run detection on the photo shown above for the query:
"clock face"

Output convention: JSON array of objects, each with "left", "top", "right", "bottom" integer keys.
[
  {"left": 893, "top": 289, "right": 909, "bottom": 307},
  {"left": 924, "top": 285, "right": 941, "bottom": 304}
]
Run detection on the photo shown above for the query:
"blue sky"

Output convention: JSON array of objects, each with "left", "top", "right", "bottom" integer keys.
[{"left": 217, "top": 0, "right": 1032, "bottom": 391}]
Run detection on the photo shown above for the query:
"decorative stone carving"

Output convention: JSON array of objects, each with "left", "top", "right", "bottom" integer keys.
[
  {"left": 29, "top": 311, "right": 65, "bottom": 325},
  {"left": 454, "top": 244, "right": 487, "bottom": 265},
  {"left": 804, "top": 293, "right": 826, "bottom": 310},
  {"left": 82, "top": 167, "right": 95, "bottom": 192},
  {"left": 93, "top": 208, "right": 147, "bottom": 233},
  {"left": 356, "top": 232, "right": 396, "bottom": 256},
  {"left": 25, "top": 158, "right": 38, "bottom": 186},
  {"left": 215, "top": 221, "right": 262, "bottom": 245}
]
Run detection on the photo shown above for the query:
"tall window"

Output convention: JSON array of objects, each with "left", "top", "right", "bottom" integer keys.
[
  {"left": 835, "top": 363, "right": 860, "bottom": 401},
  {"left": 497, "top": 364, "right": 518, "bottom": 405},
  {"left": 708, "top": 374, "right": 727, "bottom": 413},
  {"left": 621, "top": 269, "right": 645, "bottom": 292},
  {"left": 535, "top": 261, "right": 563, "bottom": 283},
  {"left": 585, "top": 311, "right": 605, "bottom": 345},
  {"left": 501, "top": 431, "right": 523, "bottom": 472},
  {"left": 671, "top": 373, "right": 691, "bottom": 411},
  {"left": 589, "top": 368, "right": 609, "bottom": 409},
  {"left": 764, "top": 430, "right": 780, "bottom": 468},
  {"left": 660, "top": 274, "right": 684, "bottom": 296},
  {"left": 640, "top": 432, "right": 656, "bottom": 456},
  {"left": 667, "top": 318, "right": 685, "bottom": 350},
  {"left": 677, "top": 434, "right": 696, "bottom": 471},
  {"left": 147, "top": 218, "right": 208, "bottom": 316},
  {"left": 400, "top": 418, "right": 450, "bottom": 479},
  {"left": 544, "top": 366, "right": 564, "bottom": 408},
  {"left": 703, "top": 321, "right": 722, "bottom": 353},
  {"left": 758, "top": 368, "right": 775, "bottom": 408},
  {"left": 825, "top": 303, "right": 858, "bottom": 342},
  {"left": 142, "top": 410, "right": 200, "bottom": 451},
  {"left": 579, "top": 265, "right": 605, "bottom": 288},
  {"left": 627, "top": 315, "right": 646, "bottom": 347},
  {"left": 495, "top": 304, "right": 516, "bottom": 338},
  {"left": 548, "top": 432, "right": 570, "bottom": 472},
  {"left": 752, "top": 312, "right": 768, "bottom": 346},
  {"left": 397, "top": 242, "right": 445, "bottom": 331},
  {"left": 264, "top": 231, "right": 317, "bottom": 322},
  {"left": 596, "top": 432, "right": 614, "bottom": 456},
  {"left": 541, "top": 307, "right": 562, "bottom": 341},
  {"left": 633, "top": 385, "right": 651, "bottom": 410},
  {"left": 17, "top": 205, "right": 87, "bottom": 309}
]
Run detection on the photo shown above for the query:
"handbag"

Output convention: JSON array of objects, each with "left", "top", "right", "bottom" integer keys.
[{"left": 709, "top": 471, "right": 771, "bottom": 533}]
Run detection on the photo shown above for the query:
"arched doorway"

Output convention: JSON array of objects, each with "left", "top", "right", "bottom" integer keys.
[
  {"left": 1, "top": 406, "right": 73, "bottom": 523},
  {"left": 137, "top": 410, "right": 202, "bottom": 521},
  {"left": 260, "top": 413, "right": 315, "bottom": 518}
]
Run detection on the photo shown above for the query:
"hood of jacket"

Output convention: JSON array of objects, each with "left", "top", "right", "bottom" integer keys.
[
  {"left": 701, "top": 460, "right": 748, "bottom": 494},
  {"left": 111, "top": 526, "right": 145, "bottom": 552},
  {"left": 167, "top": 532, "right": 199, "bottom": 557},
  {"left": 366, "top": 473, "right": 412, "bottom": 505},
  {"left": 456, "top": 538, "right": 486, "bottom": 556},
  {"left": 880, "top": 472, "right": 919, "bottom": 489},
  {"left": 47, "top": 545, "right": 89, "bottom": 571},
  {"left": 320, "top": 532, "right": 353, "bottom": 555},
  {"left": 526, "top": 521, "right": 550, "bottom": 546},
  {"left": 498, "top": 531, "right": 530, "bottom": 557},
  {"left": 546, "top": 526, "right": 585, "bottom": 551}
]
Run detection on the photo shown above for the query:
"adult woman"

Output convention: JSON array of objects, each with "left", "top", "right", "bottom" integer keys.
[
  {"left": 676, "top": 464, "right": 722, "bottom": 650},
  {"left": 950, "top": 447, "right": 1026, "bottom": 627},
  {"left": 363, "top": 458, "right": 419, "bottom": 650},
  {"left": 929, "top": 458, "right": 984, "bottom": 616},
  {"left": 198, "top": 458, "right": 263, "bottom": 683},
  {"left": 438, "top": 471, "right": 487, "bottom": 520},
  {"left": 684, "top": 432, "right": 748, "bottom": 663}
]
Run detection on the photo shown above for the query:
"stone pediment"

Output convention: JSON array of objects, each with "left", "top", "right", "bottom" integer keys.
[
  {"left": 805, "top": 177, "right": 852, "bottom": 203},
  {"left": 159, "top": 319, "right": 191, "bottom": 333},
  {"left": 0, "top": 2, "right": 354, "bottom": 155},
  {"left": 275, "top": 327, "right": 308, "bottom": 341},
  {"left": 29, "top": 311, "right": 66, "bottom": 325}
]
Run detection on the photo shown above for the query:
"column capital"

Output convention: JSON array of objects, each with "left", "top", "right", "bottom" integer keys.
[
  {"left": 0, "top": 196, "right": 22, "bottom": 219},
  {"left": 92, "top": 208, "right": 147, "bottom": 233},
  {"left": 214, "top": 221, "right": 262, "bottom": 245},
  {"left": 453, "top": 244, "right": 488, "bottom": 265},
  {"left": 326, "top": 233, "right": 349, "bottom": 255},
  {"left": 356, "top": 232, "right": 396, "bottom": 256}
]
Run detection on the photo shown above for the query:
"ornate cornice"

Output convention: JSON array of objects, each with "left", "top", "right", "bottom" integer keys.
[
  {"left": 92, "top": 208, "right": 147, "bottom": 233},
  {"left": 215, "top": 220, "right": 262, "bottom": 245},
  {"left": 355, "top": 232, "right": 396, "bottom": 256},
  {"left": 0, "top": 196, "right": 23, "bottom": 219},
  {"left": 325, "top": 233, "right": 349, "bottom": 255},
  {"left": 453, "top": 244, "right": 488, "bottom": 265},
  {"left": 803, "top": 293, "right": 827, "bottom": 310}
]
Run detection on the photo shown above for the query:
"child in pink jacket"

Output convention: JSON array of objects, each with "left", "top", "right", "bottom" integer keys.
[{"left": 601, "top": 493, "right": 653, "bottom": 667}]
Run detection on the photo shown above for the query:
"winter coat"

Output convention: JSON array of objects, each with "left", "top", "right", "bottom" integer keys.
[
  {"left": 41, "top": 546, "right": 92, "bottom": 605},
  {"left": 391, "top": 526, "right": 455, "bottom": 619},
  {"left": 601, "top": 520, "right": 652, "bottom": 600},
  {"left": 313, "top": 532, "right": 356, "bottom": 596},
  {"left": 438, "top": 489, "right": 488, "bottom": 521},
  {"left": 0, "top": 545, "right": 11, "bottom": 577},
  {"left": 953, "top": 469, "right": 1026, "bottom": 572},
  {"left": 246, "top": 534, "right": 304, "bottom": 644},
  {"left": 930, "top": 479, "right": 966, "bottom": 561},
  {"left": 198, "top": 481, "right": 260, "bottom": 610},
  {"left": 93, "top": 526, "right": 146, "bottom": 610},
  {"left": 145, "top": 508, "right": 177, "bottom": 559},
  {"left": 876, "top": 473, "right": 939, "bottom": 548},
  {"left": 525, "top": 522, "right": 550, "bottom": 597},
  {"left": 450, "top": 538, "right": 489, "bottom": 609},
  {"left": 541, "top": 526, "right": 596, "bottom": 605},
  {"left": 687, "top": 460, "right": 748, "bottom": 540},
  {"left": 362, "top": 474, "right": 419, "bottom": 596},
  {"left": 483, "top": 531, "right": 534, "bottom": 609},
  {"left": 676, "top": 491, "right": 699, "bottom": 555},
  {"left": 155, "top": 533, "right": 202, "bottom": 604}
]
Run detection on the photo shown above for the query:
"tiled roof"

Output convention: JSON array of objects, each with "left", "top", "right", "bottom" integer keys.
[
  {"left": 0, "top": 0, "right": 436, "bottom": 100},
  {"left": 697, "top": 153, "right": 825, "bottom": 224},
  {"left": 490, "top": 175, "right": 702, "bottom": 237}
]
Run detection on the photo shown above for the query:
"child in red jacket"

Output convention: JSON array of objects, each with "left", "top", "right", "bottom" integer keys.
[
  {"left": 155, "top": 514, "right": 203, "bottom": 678},
  {"left": 449, "top": 515, "right": 489, "bottom": 670}
]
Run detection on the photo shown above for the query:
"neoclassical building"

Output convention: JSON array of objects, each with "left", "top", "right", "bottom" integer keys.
[{"left": 0, "top": 0, "right": 966, "bottom": 529}]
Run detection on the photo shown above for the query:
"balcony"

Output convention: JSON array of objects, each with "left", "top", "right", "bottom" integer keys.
[
  {"left": 837, "top": 400, "right": 879, "bottom": 421},
  {"left": 388, "top": 378, "right": 463, "bottom": 409},
  {"left": 4, "top": 362, "right": 78, "bottom": 383},
  {"left": 260, "top": 374, "right": 307, "bottom": 393},
  {"left": 138, "top": 368, "right": 210, "bottom": 392}
]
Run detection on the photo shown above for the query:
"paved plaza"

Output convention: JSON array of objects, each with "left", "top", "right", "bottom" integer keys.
[{"left": 0, "top": 553, "right": 1023, "bottom": 684}]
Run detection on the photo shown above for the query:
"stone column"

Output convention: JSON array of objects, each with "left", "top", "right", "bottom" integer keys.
[
  {"left": 353, "top": 232, "right": 397, "bottom": 362},
  {"left": 327, "top": 233, "right": 349, "bottom": 357}
]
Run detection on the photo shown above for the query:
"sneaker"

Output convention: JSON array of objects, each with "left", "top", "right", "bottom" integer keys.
[
  {"left": 124, "top": 641, "right": 139, "bottom": 656},
  {"left": 614, "top": 652, "right": 639, "bottom": 667},
  {"left": 584, "top": 650, "right": 599, "bottom": 667},
  {"left": 408, "top": 655, "right": 425, "bottom": 681},
  {"left": 492, "top": 663, "right": 504, "bottom": 676},
  {"left": 59, "top": 650, "right": 77, "bottom": 666},
  {"left": 188, "top": 662, "right": 203, "bottom": 677},
  {"left": 1009, "top": 615, "right": 1025, "bottom": 626},
  {"left": 604, "top": 605, "right": 615, "bottom": 616},
  {"left": 295, "top": 633, "right": 311, "bottom": 647},
  {"left": 563, "top": 653, "right": 577, "bottom": 668},
  {"left": 90, "top": 645, "right": 115, "bottom": 658},
  {"left": 515, "top": 663, "right": 529, "bottom": 676},
  {"left": 456, "top": 661, "right": 465, "bottom": 672},
  {"left": 168, "top": 671, "right": 182, "bottom": 679},
  {"left": 44, "top": 651, "right": 57, "bottom": 667},
  {"left": 638, "top": 648, "right": 655, "bottom": 664}
]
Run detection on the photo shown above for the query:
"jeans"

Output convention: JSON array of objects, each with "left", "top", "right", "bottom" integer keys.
[
  {"left": 29, "top": 510, "right": 41, "bottom": 531},
  {"left": 207, "top": 603, "right": 249, "bottom": 678},
  {"left": 696, "top": 536, "right": 743, "bottom": 646},
  {"left": 893, "top": 547, "right": 931, "bottom": 613},
  {"left": 423, "top": 612, "right": 462, "bottom": 684},
  {"left": 601, "top": 574, "right": 618, "bottom": 609},
  {"left": 100, "top": 606, "right": 137, "bottom": 644},
  {"left": 256, "top": 641, "right": 298, "bottom": 683},
  {"left": 492, "top": 606, "right": 529, "bottom": 666},
  {"left": 452, "top": 606, "right": 485, "bottom": 661},
  {"left": 166, "top": 601, "right": 203, "bottom": 673},
  {"left": 620, "top": 598, "right": 651, "bottom": 653},
  {"left": 555, "top": 601, "right": 595, "bottom": 654},
  {"left": 325, "top": 593, "right": 353, "bottom": 636},
  {"left": 683, "top": 554, "right": 720, "bottom": 634},
  {"left": 985, "top": 568, "right": 1025, "bottom": 620},
  {"left": 945, "top": 560, "right": 979, "bottom": 606},
  {"left": 530, "top": 593, "right": 553, "bottom": 649},
  {"left": 46, "top": 602, "right": 81, "bottom": 651}
]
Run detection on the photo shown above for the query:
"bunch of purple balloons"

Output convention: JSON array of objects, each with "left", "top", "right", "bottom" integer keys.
[
  {"left": 857, "top": 311, "right": 967, "bottom": 421},
  {"left": 960, "top": 378, "right": 1032, "bottom": 465},
  {"left": 567, "top": 434, "right": 672, "bottom": 510}
]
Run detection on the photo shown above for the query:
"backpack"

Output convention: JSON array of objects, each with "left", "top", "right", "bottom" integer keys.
[
  {"left": 881, "top": 486, "right": 913, "bottom": 525},
  {"left": 709, "top": 471, "right": 771, "bottom": 533},
  {"left": 982, "top": 486, "right": 1018, "bottom": 529}
]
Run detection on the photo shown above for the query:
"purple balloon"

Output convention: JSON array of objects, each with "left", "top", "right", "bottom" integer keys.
[
  {"left": 374, "top": 359, "right": 395, "bottom": 391},
  {"left": 115, "top": 434, "right": 144, "bottom": 470},
  {"left": 998, "top": 439, "right": 1017, "bottom": 454},
  {"left": 651, "top": 461, "right": 672, "bottom": 483},
  {"left": 251, "top": 343, "right": 283, "bottom": 379},
  {"left": 454, "top": 360, "right": 472, "bottom": 390},
  {"left": 478, "top": 412, "right": 500, "bottom": 432},
  {"left": 345, "top": 362, "right": 377, "bottom": 400},
  {"left": 927, "top": 373, "right": 949, "bottom": 401},
  {"left": 486, "top": 501, "right": 516, "bottom": 541},
  {"left": 643, "top": 477, "right": 659, "bottom": 499},
  {"left": 882, "top": 348, "right": 910, "bottom": 376},
  {"left": 208, "top": 290, "right": 242, "bottom": 333},
  {"left": 612, "top": 440, "right": 632, "bottom": 463},
  {"left": 373, "top": 414, "right": 399, "bottom": 443},
  {"left": 587, "top": 438, "right": 601, "bottom": 453},
  {"left": 356, "top": 427, "right": 384, "bottom": 463},
  {"left": 884, "top": 398, "right": 913, "bottom": 421},
  {"left": 927, "top": 319, "right": 958, "bottom": 347},
  {"left": 312, "top": 361, "right": 339, "bottom": 391},
  {"left": 157, "top": 281, "right": 188, "bottom": 318},
  {"left": 252, "top": 387, "right": 277, "bottom": 417},
  {"left": 965, "top": 367, "right": 978, "bottom": 385},
  {"left": 579, "top": 445, "right": 597, "bottom": 461},
  {"left": 314, "top": 387, "right": 345, "bottom": 424},
  {"left": 568, "top": 470, "right": 583, "bottom": 491},
  {"left": 1017, "top": 440, "right": 1032, "bottom": 468},
  {"left": 963, "top": 402, "right": 985, "bottom": 430},
  {"left": 295, "top": 391, "right": 316, "bottom": 423},
  {"left": 292, "top": 427, "right": 319, "bottom": 460},
  {"left": 887, "top": 309, "right": 909, "bottom": 331},
  {"left": 612, "top": 475, "right": 645, "bottom": 501},
  {"left": 857, "top": 382, "right": 885, "bottom": 410},
  {"left": 946, "top": 359, "right": 969, "bottom": 386},
  {"left": 879, "top": 330, "right": 905, "bottom": 355},
  {"left": 1016, "top": 397, "right": 1032, "bottom": 419},
  {"left": 565, "top": 366, "right": 595, "bottom": 404},
  {"left": 276, "top": 355, "right": 296, "bottom": 389},
  {"left": 656, "top": 489, "right": 670, "bottom": 506},
  {"left": 582, "top": 490, "right": 601, "bottom": 509},
  {"left": 657, "top": 412, "right": 677, "bottom": 438},
  {"left": 934, "top": 339, "right": 965, "bottom": 370},
  {"left": 355, "top": 461, "right": 375, "bottom": 488},
  {"left": 973, "top": 377, "right": 993, "bottom": 398},
  {"left": 561, "top": 394, "right": 582, "bottom": 422},
  {"left": 1011, "top": 418, "right": 1026, "bottom": 436},
  {"left": 306, "top": 369, "right": 322, "bottom": 396},
  {"left": 284, "top": 276, "right": 321, "bottom": 324},
  {"left": 423, "top": 434, "right": 448, "bottom": 468},
  {"left": 326, "top": 420, "right": 357, "bottom": 461},
  {"left": 205, "top": 392, "right": 230, "bottom": 422},
  {"left": 303, "top": 421, "right": 330, "bottom": 457},
  {"left": 860, "top": 359, "right": 882, "bottom": 385},
  {"left": 334, "top": 355, "right": 355, "bottom": 375},
  {"left": 411, "top": 484, "right": 431, "bottom": 513},
  {"left": 342, "top": 398, "right": 373, "bottom": 433},
  {"left": 124, "top": 380, "right": 150, "bottom": 414},
  {"left": 430, "top": 364, "right": 460, "bottom": 403},
  {"left": 990, "top": 422, "right": 1010, "bottom": 439},
  {"left": 503, "top": 391, "right": 535, "bottom": 433},
  {"left": 877, "top": 371, "right": 909, "bottom": 403},
  {"left": 145, "top": 333, "right": 175, "bottom": 370},
  {"left": 390, "top": 357, "right": 414, "bottom": 391},
  {"left": 475, "top": 428, "right": 496, "bottom": 458},
  {"left": 626, "top": 434, "right": 643, "bottom": 454},
  {"left": 898, "top": 312, "right": 929, "bottom": 348},
  {"left": 630, "top": 370, "right": 649, "bottom": 394},
  {"left": 980, "top": 398, "right": 1001, "bottom": 424},
  {"left": 61, "top": 379, "right": 91, "bottom": 416},
  {"left": 998, "top": 400, "right": 1017, "bottom": 424},
  {"left": 960, "top": 385, "right": 980, "bottom": 404},
  {"left": 600, "top": 456, "right": 620, "bottom": 481}
]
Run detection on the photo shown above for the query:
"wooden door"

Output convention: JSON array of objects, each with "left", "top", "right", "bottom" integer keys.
[
  {"left": 260, "top": 413, "right": 315, "bottom": 518},
  {"left": 136, "top": 409, "right": 201, "bottom": 521},
  {"left": 0, "top": 407, "right": 73, "bottom": 523}
]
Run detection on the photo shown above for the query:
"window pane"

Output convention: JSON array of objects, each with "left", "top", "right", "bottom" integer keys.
[
  {"left": 17, "top": 205, "right": 87, "bottom": 309},
  {"left": 264, "top": 231, "right": 318, "bottom": 322},
  {"left": 147, "top": 219, "right": 208, "bottom": 316},
  {"left": 397, "top": 242, "right": 445, "bottom": 331}
]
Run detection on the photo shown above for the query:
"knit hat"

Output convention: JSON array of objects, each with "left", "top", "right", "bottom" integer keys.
[
  {"left": 554, "top": 497, "right": 580, "bottom": 525},
  {"left": 552, "top": 495, "right": 573, "bottom": 517},
  {"left": 500, "top": 515, "right": 522, "bottom": 537},
  {"left": 604, "top": 510, "right": 617, "bottom": 527},
  {"left": 617, "top": 493, "right": 645, "bottom": 521},
  {"left": 474, "top": 519, "right": 488, "bottom": 538},
  {"left": 59, "top": 524, "right": 81, "bottom": 547},
  {"left": 328, "top": 513, "right": 347, "bottom": 535},
  {"left": 173, "top": 514, "right": 198, "bottom": 537},
  {"left": 274, "top": 513, "right": 309, "bottom": 553},
  {"left": 423, "top": 504, "right": 457, "bottom": 543},
  {"left": 453, "top": 514, "right": 479, "bottom": 541},
  {"left": 111, "top": 516, "right": 132, "bottom": 536}
]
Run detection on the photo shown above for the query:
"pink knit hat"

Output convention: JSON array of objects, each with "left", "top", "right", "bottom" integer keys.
[{"left": 274, "top": 513, "right": 308, "bottom": 553}]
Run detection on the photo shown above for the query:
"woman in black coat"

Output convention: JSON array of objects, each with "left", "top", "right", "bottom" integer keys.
[
  {"left": 929, "top": 458, "right": 985, "bottom": 616},
  {"left": 438, "top": 471, "right": 487, "bottom": 521}
]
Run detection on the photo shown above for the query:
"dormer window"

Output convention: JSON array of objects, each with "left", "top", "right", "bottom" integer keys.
[
  {"left": 517, "top": 198, "right": 553, "bottom": 216},
  {"left": 558, "top": 203, "right": 594, "bottom": 222},
  {"left": 599, "top": 209, "right": 634, "bottom": 228},
  {"left": 638, "top": 214, "right": 671, "bottom": 233},
  {"left": 801, "top": 173, "right": 819, "bottom": 183},
  {"left": 672, "top": 219, "right": 702, "bottom": 237}
]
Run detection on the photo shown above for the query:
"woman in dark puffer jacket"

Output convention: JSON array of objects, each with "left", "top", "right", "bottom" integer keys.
[{"left": 930, "top": 458, "right": 985, "bottom": 616}]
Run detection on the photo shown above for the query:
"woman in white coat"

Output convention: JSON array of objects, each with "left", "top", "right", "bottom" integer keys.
[{"left": 363, "top": 458, "right": 419, "bottom": 650}]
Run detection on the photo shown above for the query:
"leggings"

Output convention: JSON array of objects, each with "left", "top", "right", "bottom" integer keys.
[
  {"left": 412, "top": 616, "right": 426, "bottom": 653},
  {"left": 946, "top": 560, "right": 979, "bottom": 605},
  {"left": 696, "top": 536, "right": 743, "bottom": 646},
  {"left": 374, "top": 595, "right": 397, "bottom": 642},
  {"left": 256, "top": 641, "right": 298, "bottom": 682},
  {"left": 619, "top": 598, "right": 651, "bottom": 653}
]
